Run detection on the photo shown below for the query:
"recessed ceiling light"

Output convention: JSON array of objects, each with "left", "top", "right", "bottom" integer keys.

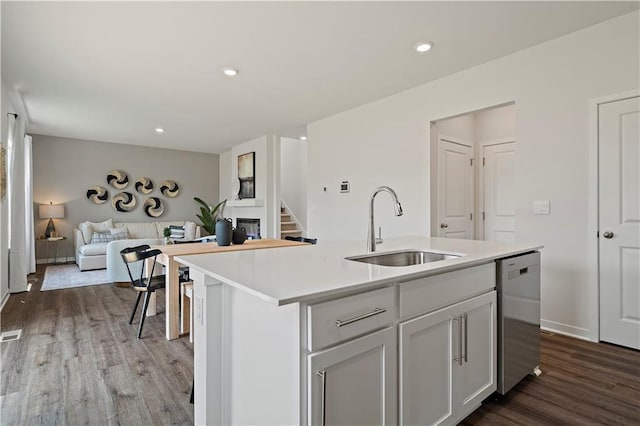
[
  {"left": 415, "top": 42, "right": 433, "bottom": 53},
  {"left": 155, "top": 128, "right": 165, "bottom": 133},
  {"left": 300, "top": 136, "right": 308, "bottom": 141},
  {"left": 223, "top": 68, "right": 238, "bottom": 77}
]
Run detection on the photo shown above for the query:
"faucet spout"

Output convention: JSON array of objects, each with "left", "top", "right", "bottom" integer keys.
[{"left": 368, "top": 186, "right": 403, "bottom": 253}]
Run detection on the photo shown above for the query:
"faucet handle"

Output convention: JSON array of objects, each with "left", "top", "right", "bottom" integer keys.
[{"left": 375, "top": 227, "right": 383, "bottom": 245}]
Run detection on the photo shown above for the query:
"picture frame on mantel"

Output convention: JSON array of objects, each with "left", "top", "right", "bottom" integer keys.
[{"left": 238, "top": 151, "right": 255, "bottom": 199}]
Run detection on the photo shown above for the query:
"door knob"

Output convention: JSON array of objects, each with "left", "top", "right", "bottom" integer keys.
[
  {"left": 602, "top": 231, "right": 614, "bottom": 239},
  {"left": 440, "top": 223, "right": 448, "bottom": 229}
]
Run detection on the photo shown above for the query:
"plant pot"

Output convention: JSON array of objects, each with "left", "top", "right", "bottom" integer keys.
[
  {"left": 215, "top": 218, "right": 233, "bottom": 246},
  {"left": 232, "top": 227, "right": 247, "bottom": 245}
]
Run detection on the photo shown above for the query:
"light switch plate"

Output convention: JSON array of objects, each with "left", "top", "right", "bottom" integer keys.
[{"left": 534, "top": 200, "right": 550, "bottom": 215}]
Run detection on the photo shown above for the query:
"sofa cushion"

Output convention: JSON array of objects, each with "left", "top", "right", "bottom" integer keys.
[
  {"left": 79, "top": 243, "right": 108, "bottom": 256},
  {"left": 79, "top": 219, "right": 114, "bottom": 244},
  {"left": 117, "top": 222, "right": 158, "bottom": 239}
]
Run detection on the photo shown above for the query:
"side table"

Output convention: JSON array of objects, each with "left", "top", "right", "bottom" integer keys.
[{"left": 38, "top": 236, "right": 68, "bottom": 264}]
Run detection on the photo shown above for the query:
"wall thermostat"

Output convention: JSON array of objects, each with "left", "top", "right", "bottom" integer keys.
[{"left": 340, "top": 181, "right": 350, "bottom": 193}]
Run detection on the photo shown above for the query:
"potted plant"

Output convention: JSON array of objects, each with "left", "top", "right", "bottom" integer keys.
[
  {"left": 194, "top": 197, "right": 227, "bottom": 236},
  {"left": 163, "top": 227, "right": 172, "bottom": 245}
]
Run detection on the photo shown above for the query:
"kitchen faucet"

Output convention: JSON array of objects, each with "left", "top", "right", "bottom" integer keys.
[{"left": 368, "top": 186, "right": 403, "bottom": 253}]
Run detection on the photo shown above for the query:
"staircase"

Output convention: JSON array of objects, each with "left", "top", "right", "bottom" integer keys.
[{"left": 280, "top": 205, "right": 302, "bottom": 239}]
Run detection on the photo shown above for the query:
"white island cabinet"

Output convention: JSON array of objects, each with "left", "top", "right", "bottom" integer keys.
[{"left": 177, "top": 237, "right": 541, "bottom": 426}]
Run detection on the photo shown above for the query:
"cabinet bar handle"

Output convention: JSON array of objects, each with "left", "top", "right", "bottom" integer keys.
[
  {"left": 335, "top": 307, "right": 387, "bottom": 327},
  {"left": 463, "top": 313, "right": 468, "bottom": 363},
  {"left": 316, "top": 370, "right": 326, "bottom": 426},
  {"left": 453, "top": 316, "right": 463, "bottom": 365}
]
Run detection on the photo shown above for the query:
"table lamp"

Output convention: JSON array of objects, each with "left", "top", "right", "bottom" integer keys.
[{"left": 39, "top": 202, "right": 64, "bottom": 238}]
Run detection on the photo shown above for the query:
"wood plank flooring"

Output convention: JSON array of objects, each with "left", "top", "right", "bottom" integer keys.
[
  {"left": 2, "top": 264, "right": 639, "bottom": 425},
  {"left": 462, "top": 332, "right": 640, "bottom": 425},
  {"left": 1, "top": 264, "right": 193, "bottom": 425}
]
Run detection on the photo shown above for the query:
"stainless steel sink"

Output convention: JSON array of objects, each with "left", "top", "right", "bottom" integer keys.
[{"left": 345, "top": 250, "right": 461, "bottom": 267}]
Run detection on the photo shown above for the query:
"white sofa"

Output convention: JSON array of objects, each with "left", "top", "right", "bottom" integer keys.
[{"left": 74, "top": 219, "right": 200, "bottom": 271}]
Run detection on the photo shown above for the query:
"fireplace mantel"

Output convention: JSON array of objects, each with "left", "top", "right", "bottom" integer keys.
[{"left": 226, "top": 199, "right": 264, "bottom": 208}]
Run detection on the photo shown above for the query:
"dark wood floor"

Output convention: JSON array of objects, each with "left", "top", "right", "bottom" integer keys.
[
  {"left": 2, "top": 265, "right": 639, "bottom": 425},
  {"left": 1, "top": 264, "right": 194, "bottom": 425},
  {"left": 462, "top": 333, "right": 639, "bottom": 425}
]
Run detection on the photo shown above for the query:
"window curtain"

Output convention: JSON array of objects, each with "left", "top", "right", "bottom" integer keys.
[
  {"left": 7, "top": 114, "right": 32, "bottom": 292},
  {"left": 24, "top": 135, "right": 35, "bottom": 274}
]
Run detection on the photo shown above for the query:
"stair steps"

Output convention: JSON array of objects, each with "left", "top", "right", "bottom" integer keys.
[{"left": 280, "top": 205, "right": 302, "bottom": 239}]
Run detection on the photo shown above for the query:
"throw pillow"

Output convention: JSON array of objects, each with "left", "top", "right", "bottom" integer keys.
[
  {"left": 79, "top": 219, "right": 114, "bottom": 244},
  {"left": 109, "top": 227, "right": 129, "bottom": 240},
  {"left": 90, "top": 231, "right": 114, "bottom": 244},
  {"left": 184, "top": 221, "right": 197, "bottom": 239},
  {"left": 169, "top": 225, "right": 185, "bottom": 240}
]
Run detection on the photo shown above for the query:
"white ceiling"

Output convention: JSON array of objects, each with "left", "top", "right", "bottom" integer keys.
[{"left": 2, "top": 1, "right": 638, "bottom": 154}]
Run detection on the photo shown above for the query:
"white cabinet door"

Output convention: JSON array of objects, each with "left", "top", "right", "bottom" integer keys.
[
  {"left": 455, "top": 291, "right": 497, "bottom": 418},
  {"left": 308, "top": 327, "right": 396, "bottom": 426},
  {"left": 399, "top": 291, "right": 497, "bottom": 426},
  {"left": 599, "top": 95, "right": 640, "bottom": 350},
  {"left": 399, "top": 304, "right": 456, "bottom": 426},
  {"left": 437, "top": 138, "right": 474, "bottom": 239}
]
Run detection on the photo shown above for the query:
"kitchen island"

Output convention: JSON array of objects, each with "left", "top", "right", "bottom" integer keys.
[{"left": 176, "top": 236, "right": 542, "bottom": 425}]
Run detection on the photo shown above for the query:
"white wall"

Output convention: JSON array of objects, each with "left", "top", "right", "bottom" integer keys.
[
  {"left": 474, "top": 103, "right": 516, "bottom": 143},
  {"left": 435, "top": 114, "right": 476, "bottom": 142},
  {"left": 221, "top": 135, "right": 280, "bottom": 238},
  {"left": 307, "top": 12, "right": 640, "bottom": 340},
  {"left": 280, "top": 137, "right": 308, "bottom": 231}
]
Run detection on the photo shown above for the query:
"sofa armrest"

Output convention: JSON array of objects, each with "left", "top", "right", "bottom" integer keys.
[{"left": 74, "top": 229, "right": 85, "bottom": 254}]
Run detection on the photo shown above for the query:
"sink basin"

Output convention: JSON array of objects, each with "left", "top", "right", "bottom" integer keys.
[{"left": 346, "top": 250, "right": 461, "bottom": 267}]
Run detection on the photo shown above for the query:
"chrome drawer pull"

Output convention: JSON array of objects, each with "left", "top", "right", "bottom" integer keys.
[{"left": 335, "top": 307, "right": 387, "bottom": 327}]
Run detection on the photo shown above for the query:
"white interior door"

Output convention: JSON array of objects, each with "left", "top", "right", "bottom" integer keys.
[
  {"left": 599, "top": 95, "right": 640, "bottom": 350},
  {"left": 482, "top": 142, "right": 516, "bottom": 242},
  {"left": 437, "top": 138, "right": 473, "bottom": 239}
]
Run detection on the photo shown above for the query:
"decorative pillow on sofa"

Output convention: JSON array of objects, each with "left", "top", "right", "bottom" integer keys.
[
  {"left": 169, "top": 225, "right": 185, "bottom": 240},
  {"left": 80, "top": 219, "right": 114, "bottom": 244},
  {"left": 89, "top": 228, "right": 129, "bottom": 244},
  {"left": 183, "top": 221, "right": 197, "bottom": 240},
  {"left": 90, "top": 232, "right": 114, "bottom": 244},
  {"left": 109, "top": 227, "right": 129, "bottom": 240}
]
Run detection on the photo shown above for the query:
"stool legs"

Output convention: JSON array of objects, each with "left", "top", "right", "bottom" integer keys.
[
  {"left": 137, "top": 291, "right": 152, "bottom": 339},
  {"left": 129, "top": 292, "right": 143, "bottom": 325}
]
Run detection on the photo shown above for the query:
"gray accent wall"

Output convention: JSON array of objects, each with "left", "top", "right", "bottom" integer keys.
[{"left": 32, "top": 134, "right": 219, "bottom": 262}]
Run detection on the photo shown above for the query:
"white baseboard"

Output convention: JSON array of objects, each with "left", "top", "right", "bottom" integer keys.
[
  {"left": 0, "top": 292, "right": 10, "bottom": 312},
  {"left": 36, "top": 256, "right": 76, "bottom": 265},
  {"left": 540, "top": 319, "right": 594, "bottom": 342}
]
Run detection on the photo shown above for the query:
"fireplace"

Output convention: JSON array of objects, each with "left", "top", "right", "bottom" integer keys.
[{"left": 236, "top": 218, "right": 261, "bottom": 239}]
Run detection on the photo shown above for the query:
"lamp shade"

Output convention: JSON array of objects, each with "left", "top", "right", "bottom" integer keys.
[{"left": 39, "top": 203, "right": 64, "bottom": 219}]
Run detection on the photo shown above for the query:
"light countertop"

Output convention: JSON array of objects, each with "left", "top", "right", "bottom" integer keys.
[{"left": 176, "top": 236, "right": 542, "bottom": 306}]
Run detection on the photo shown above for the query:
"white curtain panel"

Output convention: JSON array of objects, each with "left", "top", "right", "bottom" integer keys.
[
  {"left": 7, "top": 115, "right": 29, "bottom": 292},
  {"left": 24, "top": 134, "right": 35, "bottom": 274}
]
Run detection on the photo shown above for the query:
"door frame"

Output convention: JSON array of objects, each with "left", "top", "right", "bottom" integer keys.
[{"left": 588, "top": 89, "right": 640, "bottom": 342}]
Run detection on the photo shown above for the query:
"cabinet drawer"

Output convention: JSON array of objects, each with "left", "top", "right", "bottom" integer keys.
[
  {"left": 308, "top": 286, "right": 396, "bottom": 351},
  {"left": 399, "top": 263, "right": 495, "bottom": 320}
]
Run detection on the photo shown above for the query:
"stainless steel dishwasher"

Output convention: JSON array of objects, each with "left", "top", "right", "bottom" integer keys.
[{"left": 496, "top": 251, "right": 541, "bottom": 394}]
